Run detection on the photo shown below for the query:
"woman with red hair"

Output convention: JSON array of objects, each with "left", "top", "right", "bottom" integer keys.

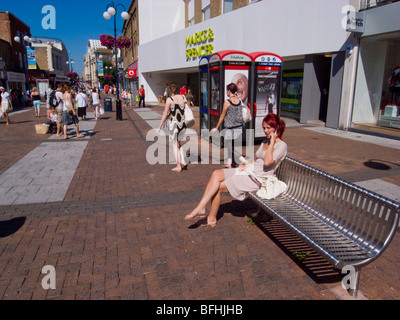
[{"left": 185, "top": 113, "right": 287, "bottom": 227}]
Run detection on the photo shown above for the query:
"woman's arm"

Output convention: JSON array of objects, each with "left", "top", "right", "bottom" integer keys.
[
  {"left": 157, "top": 98, "right": 172, "bottom": 133},
  {"left": 68, "top": 94, "right": 76, "bottom": 115},
  {"left": 212, "top": 100, "right": 229, "bottom": 131},
  {"left": 263, "top": 132, "right": 278, "bottom": 167}
]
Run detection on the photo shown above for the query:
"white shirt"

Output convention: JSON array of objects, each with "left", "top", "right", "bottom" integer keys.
[
  {"left": 92, "top": 92, "right": 99, "bottom": 105},
  {"left": 55, "top": 91, "right": 63, "bottom": 110},
  {"left": 76, "top": 92, "right": 87, "bottom": 108},
  {"left": 46, "top": 88, "right": 53, "bottom": 104},
  {"left": 1, "top": 92, "right": 10, "bottom": 106}
]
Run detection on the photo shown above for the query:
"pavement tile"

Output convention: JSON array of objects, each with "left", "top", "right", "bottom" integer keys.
[{"left": 0, "top": 99, "right": 399, "bottom": 302}]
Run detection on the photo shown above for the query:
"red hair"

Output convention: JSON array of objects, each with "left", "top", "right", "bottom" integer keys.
[{"left": 263, "top": 113, "right": 285, "bottom": 138}]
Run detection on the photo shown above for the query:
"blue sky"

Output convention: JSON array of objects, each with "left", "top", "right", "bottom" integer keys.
[{"left": 1, "top": 0, "right": 132, "bottom": 77}]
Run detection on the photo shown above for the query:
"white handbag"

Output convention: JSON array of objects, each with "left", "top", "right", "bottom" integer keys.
[
  {"left": 241, "top": 99, "right": 251, "bottom": 123},
  {"left": 245, "top": 167, "right": 287, "bottom": 200},
  {"left": 183, "top": 96, "right": 195, "bottom": 127},
  {"left": 255, "top": 174, "right": 287, "bottom": 200}
]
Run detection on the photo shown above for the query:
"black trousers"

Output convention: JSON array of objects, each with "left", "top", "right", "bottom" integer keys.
[{"left": 139, "top": 96, "right": 145, "bottom": 108}]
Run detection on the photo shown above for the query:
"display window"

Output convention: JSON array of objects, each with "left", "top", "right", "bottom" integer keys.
[{"left": 353, "top": 32, "right": 400, "bottom": 133}]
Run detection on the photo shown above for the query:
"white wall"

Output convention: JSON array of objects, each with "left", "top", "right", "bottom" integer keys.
[
  {"left": 352, "top": 39, "right": 387, "bottom": 124},
  {"left": 139, "top": 0, "right": 185, "bottom": 45},
  {"left": 138, "top": 0, "right": 350, "bottom": 102}
]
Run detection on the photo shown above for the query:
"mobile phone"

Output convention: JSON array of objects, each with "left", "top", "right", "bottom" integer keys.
[{"left": 274, "top": 125, "right": 280, "bottom": 134}]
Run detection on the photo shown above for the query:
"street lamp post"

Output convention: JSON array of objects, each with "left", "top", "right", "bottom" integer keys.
[
  {"left": 14, "top": 33, "right": 32, "bottom": 94},
  {"left": 103, "top": 2, "right": 129, "bottom": 121}
]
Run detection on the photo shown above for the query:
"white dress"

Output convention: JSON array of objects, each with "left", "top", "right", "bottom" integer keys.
[{"left": 223, "top": 140, "right": 288, "bottom": 201}]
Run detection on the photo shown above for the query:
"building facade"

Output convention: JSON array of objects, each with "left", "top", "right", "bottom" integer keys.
[
  {"left": 30, "top": 37, "right": 70, "bottom": 92},
  {"left": 0, "top": 11, "right": 31, "bottom": 92},
  {"left": 126, "top": 0, "right": 399, "bottom": 136},
  {"left": 84, "top": 40, "right": 113, "bottom": 90},
  {"left": 351, "top": 0, "right": 400, "bottom": 134}
]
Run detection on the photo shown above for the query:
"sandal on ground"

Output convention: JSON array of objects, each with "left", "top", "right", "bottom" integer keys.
[
  {"left": 194, "top": 218, "right": 217, "bottom": 228},
  {"left": 172, "top": 167, "right": 182, "bottom": 172},
  {"left": 184, "top": 212, "right": 207, "bottom": 220},
  {"left": 181, "top": 162, "right": 189, "bottom": 171},
  {"left": 77, "top": 134, "right": 84, "bottom": 138}
]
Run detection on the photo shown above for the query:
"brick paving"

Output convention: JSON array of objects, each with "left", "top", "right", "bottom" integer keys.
[{"left": 0, "top": 97, "right": 399, "bottom": 301}]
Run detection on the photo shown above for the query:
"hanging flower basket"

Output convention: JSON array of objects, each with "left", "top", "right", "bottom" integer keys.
[
  {"left": 100, "top": 34, "right": 131, "bottom": 50},
  {"left": 66, "top": 72, "right": 78, "bottom": 78},
  {"left": 116, "top": 36, "right": 132, "bottom": 49},
  {"left": 100, "top": 34, "right": 116, "bottom": 50}
]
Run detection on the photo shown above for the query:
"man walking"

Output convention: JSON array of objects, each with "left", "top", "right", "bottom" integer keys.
[{"left": 139, "top": 85, "right": 145, "bottom": 108}]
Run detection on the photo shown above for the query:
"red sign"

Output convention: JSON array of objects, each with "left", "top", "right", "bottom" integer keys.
[{"left": 127, "top": 69, "right": 136, "bottom": 78}]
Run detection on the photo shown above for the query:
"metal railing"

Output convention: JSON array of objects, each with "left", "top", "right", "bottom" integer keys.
[{"left": 360, "top": 0, "right": 399, "bottom": 10}]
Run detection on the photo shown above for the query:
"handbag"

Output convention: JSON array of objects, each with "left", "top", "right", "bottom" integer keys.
[
  {"left": 255, "top": 175, "right": 287, "bottom": 199},
  {"left": 183, "top": 96, "right": 195, "bottom": 128},
  {"left": 241, "top": 100, "right": 251, "bottom": 123},
  {"left": 245, "top": 167, "right": 287, "bottom": 200}
]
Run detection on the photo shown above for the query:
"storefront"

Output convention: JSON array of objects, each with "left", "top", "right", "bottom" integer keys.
[
  {"left": 6, "top": 71, "right": 27, "bottom": 92},
  {"left": 138, "top": 0, "right": 350, "bottom": 128},
  {"left": 351, "top": 3, "right": 400, "bottom": 135}
]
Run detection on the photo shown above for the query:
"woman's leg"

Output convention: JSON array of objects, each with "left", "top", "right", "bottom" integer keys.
[
  {"left": 63, "top": 124, "right": 68, "bottom": 139},
  {"left": 172, "top": 140, "right": 182, "bottom": 171},
  {"left": 4, "top": 112, "right": 10, "bottom": 125},
  {"left": 185, "top": 169, "right": 226, "bottom": 219},
  {"left": 207, "top": 180, "right": 229, "bottom": 224}
]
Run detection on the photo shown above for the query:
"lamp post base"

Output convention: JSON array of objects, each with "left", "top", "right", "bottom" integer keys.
[{"left": 116, "top": 99, "right": 122, "bottom": 121}]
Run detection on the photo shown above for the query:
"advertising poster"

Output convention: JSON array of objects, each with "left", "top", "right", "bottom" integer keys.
[
  {"left": 210, "top": 70, "right": 220, "bottom": 111},
  {"left": 97, "top": 61, "right": 104, "bottom": 77},
  {"left": 200, "top": 71, "right": 209, "bottom": 130},
  {"left": 255, "top": 66, "right": 280, "bottom": 137},
  {"left": 27, "top": 47, "right": 36, "bottom": 70},
  {"left": 224, "top": 67, "right": 249, "bottom": 106}
]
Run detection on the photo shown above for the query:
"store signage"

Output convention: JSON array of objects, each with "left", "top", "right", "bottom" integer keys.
[
  {"left": 27, "top": 47, "right": 37, "bottom": 70},
  {"left": 97, "top": 61, "right": 104, "bottom": 77},
  {"left": 346, "top": 11, "right": 365, "bottom": 33},
  {"left": 127, "top": 69, "right": 136, "bottom": 78},
  {"left": 186, "top": 28, "right": 214, "bottom": 60}
]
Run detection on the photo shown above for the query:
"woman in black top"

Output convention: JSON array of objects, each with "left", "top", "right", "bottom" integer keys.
[{"left": 157, "top": 83, "right": 188, "bottom": 172}]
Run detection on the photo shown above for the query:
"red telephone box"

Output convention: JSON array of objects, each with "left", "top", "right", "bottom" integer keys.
[{"left": 249, "top": 52, "right": 283, "bottom": 139}]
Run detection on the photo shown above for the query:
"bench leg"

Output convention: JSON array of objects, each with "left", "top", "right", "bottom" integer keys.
[{"left": 347, "top": 268, "right": 361, "bottom": 297}]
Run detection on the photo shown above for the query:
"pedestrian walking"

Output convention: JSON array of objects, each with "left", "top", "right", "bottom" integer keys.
[
  {"left": 0, "top": 86, "right": 13, "bottom": 125},
  {"left": 76, "top": 88, "right": 88, "bottom": 120},
  {"left": 45, "top": 84, "right": 53, "bottom": 109},
  {"left": 91, "top": 88, "right": 101, "bottom": 120},
  {"left": 156, "top": 83, "right": 189, "bottom": 172},
  {"left": 139, "top": 85, "right": 145, "bottom": 108},
  {"left": 31, "top": 87, "right": 41, "bottom": 117},
  {"left": 62, "top": 85, "right": 84, "bottom": 140},
  {"left": 211, "top": 83, "right": 244, "bottom": 168},
  {"left": 52, "top": 84, "right": 64, "bottom": 137},
  {"left": 185, "top": 113, "right": 287, "bottom": 227},
  {"left": 127, "top": 90, "right": 132, "bottom": 107}
]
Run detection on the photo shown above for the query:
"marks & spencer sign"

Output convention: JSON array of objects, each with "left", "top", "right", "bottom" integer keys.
[{"left": 186, "top": 28, "right": 214, "bottom": 61}]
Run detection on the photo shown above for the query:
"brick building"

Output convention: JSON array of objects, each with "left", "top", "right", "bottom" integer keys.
[{"left": 0, "top": 11, "right": 31, "bottom": 91}]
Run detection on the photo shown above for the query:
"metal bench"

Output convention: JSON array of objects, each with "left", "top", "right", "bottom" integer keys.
[{"left": 247, "top": 157, "right": 399, "bottom": 297}]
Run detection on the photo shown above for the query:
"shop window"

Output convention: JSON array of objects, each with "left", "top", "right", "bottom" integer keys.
[
  {"left": 281, "top": 70, "right": 303, "bottom": 120},
  {"left": 223, "top": 0, "right": 233, "bottom": 14},
  {"left": 203, "top": 5, "right": 210, "bottom": 21},
  {"left": 353, "top": 33, "right": 400, "bottom": 131}
]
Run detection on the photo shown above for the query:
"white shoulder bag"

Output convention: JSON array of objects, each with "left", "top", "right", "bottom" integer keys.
[
  {"left": 245, "top": 167, "right": 287, "bottom": 200},
  {"left": 183, "top": 95, "right": 195, "bottom": 128}
]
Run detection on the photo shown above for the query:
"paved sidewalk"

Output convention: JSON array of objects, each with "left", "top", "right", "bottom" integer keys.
[{"left": 0, "top": 99, "right": 399, "bottom": 301}]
